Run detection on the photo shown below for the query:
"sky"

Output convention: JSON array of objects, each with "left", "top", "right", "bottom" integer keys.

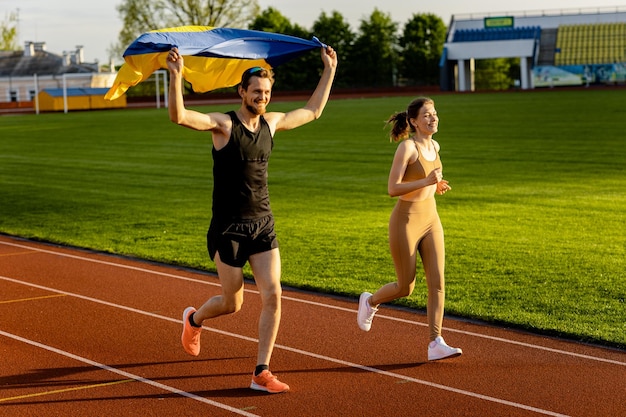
[{"left": 3, "top": 0, "right": 626, "bottom": 65}]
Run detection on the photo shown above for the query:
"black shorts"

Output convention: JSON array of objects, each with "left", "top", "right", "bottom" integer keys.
[{"left": 207, "top": 214, "right": 279, "bottom": 268}]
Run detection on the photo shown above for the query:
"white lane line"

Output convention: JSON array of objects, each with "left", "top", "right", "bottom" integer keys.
[
  {"left": 1, "top": 239, "right": 623, "bottom": 367},
  {"left": 0, "top": 328, "right": 259, "bottom": 417},
  {"left": 1, "top": 275, "right": 569, "bottom": 417},
  {"left": 279, "top": 295, "right": 626, "bottom": 366}
]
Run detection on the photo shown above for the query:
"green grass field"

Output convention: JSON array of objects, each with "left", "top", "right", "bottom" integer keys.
[{"left": 1, "top": 88, "right": 624, "bottom": 348}]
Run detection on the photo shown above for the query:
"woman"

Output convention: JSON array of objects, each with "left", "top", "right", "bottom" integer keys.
[{"left": 357, "top": 97, "right": 462, "bottom": 361}]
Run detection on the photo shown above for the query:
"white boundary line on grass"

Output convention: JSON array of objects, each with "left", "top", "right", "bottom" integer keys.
[
  {"left": 1, "top": 239, "right": 623, "bottom": 367},
  {"left": 0, "top": 274, "right": 570, "bottom": 417}
]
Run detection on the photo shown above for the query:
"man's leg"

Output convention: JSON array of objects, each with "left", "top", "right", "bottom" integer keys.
[
  {"left": 195, "top": 251, "right": 246, "bottom": 322},
  {"left": 248, "top": 248, "right": 289, "bottom": 393},
  {"left": 181, "top": 252, "right": 245, "bottom": 356},
  {"left": 248, "top": 248, "right": 281, "bottom": 366}
]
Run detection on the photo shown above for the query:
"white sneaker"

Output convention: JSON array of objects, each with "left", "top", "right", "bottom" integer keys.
[
  {"left": 357, "top": 292, "right": 378, "bottom": 331},
  {"left": 428, "top": 336, "right": 462, "bottom": 361}
]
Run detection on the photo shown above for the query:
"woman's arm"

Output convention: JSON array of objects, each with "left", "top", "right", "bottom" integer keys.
[{"left": 387, "top": 141, "right": 442, "bottom": 197}]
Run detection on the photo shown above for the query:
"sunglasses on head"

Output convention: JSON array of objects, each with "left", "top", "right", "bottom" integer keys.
[{"left": 245, "top": 66, "right": 265, "bottom": 75}]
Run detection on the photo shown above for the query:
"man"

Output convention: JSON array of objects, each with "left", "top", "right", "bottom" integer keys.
[{"left": 166, "top": 45, "right": 337, "bottom": 393}]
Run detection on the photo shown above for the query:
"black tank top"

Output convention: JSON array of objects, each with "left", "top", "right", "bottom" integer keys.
[{"left": 211, "top": 111, "right": 274, "bottom": 220}]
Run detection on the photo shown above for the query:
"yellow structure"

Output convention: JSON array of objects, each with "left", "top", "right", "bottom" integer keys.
[
  {"left": 37, "top": 88, "right": 126, "bottom": 112},
  {"left": 555, "top": 22, "right": 626, "bottom": 66}
]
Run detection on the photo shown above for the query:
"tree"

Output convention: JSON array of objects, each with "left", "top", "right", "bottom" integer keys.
[
  {"left": 1, "top": 11, "right": 19, "bottom": 51},
  {"left": 346, "top": 9, "right": 398, "bottom": 88},
  {"left": 398, "top": 13, "right": 446, "bottom": 86},
  {"left": 311, "top": 11, "right": 355, "bottom": 89},
  {"left": 249, "top": 6, "right": 299, "bottom": 34},
  {"left": 113, "top": 0, "right": 260, "bottom": 57},
  {"left": 249, "top": 7, "right": 314, "bottom": 90},
  {"left": 475, "top": 58, "right": 515, "bottom": 90}
]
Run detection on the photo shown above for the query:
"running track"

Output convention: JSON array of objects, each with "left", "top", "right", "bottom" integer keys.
[{"left": 0, "top": 234, "right": 624, "bottom": 417}]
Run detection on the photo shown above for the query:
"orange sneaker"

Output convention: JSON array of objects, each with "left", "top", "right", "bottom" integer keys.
[
  {"left": 181, "top": 307, "right": 201, "bottom": 356},
  {"left": 250, "top": 370, "right": 290, "bottom": 394}
]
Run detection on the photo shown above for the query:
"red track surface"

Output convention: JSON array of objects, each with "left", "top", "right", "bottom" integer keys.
[{"left": 0, "top": 234, "right": 624, "bottom": 416}]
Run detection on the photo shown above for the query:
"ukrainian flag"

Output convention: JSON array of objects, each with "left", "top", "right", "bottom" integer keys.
[{"left": 105, "top": 26, "right": 325, "bottom": 100}]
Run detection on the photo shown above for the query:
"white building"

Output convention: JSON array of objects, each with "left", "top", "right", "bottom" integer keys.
[{"left": 0, "top": 41, "right": 116, "bottom": 104}]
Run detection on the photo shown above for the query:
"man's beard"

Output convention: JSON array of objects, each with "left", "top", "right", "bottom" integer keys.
[{"left": 246, "top": 102, "right": 266, "bottom": 116}]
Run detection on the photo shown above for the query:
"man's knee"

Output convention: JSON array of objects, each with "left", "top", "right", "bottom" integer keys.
[
  {"left": 260, "top": 286, "right": 281, "bottom": 308},
  {"left": 222, "top": 294, "right": 244, "bottom": 314}
]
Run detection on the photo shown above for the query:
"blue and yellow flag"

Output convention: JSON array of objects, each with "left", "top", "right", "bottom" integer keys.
[{"left": 104, "top": 26, "right": 325, "bottom": 100}]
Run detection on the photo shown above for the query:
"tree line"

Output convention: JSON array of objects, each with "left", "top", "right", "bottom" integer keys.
[
  {"left": 249, "top": 8, "right": 446, "bottom": 90},
  {"left": 113, "top": 0, "right": 447, "bottom": 92},
  {"left": 0, "top": 1, "right": 520, "bottom": 92}
]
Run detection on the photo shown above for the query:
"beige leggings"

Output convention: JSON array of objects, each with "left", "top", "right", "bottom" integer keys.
[{"left": 371, "top": 197, "right": 445, "bottom": 342}]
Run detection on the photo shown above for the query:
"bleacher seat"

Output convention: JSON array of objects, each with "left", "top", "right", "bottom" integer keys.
[
  {"left": 555, "top": 22, "right": 626, "bottom": 65},
  {"left": 452, "top": 25, "right": 542, "bottom": 42}
]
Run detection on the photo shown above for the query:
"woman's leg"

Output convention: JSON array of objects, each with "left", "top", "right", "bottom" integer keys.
[
  {"left": 419, "top": 216, "right": 445, "bottom": 342},
  {"left": 370, "top": 202, "right": 421, "bottom": 306}
]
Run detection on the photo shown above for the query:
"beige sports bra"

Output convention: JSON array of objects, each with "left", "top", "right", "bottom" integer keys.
[{"left": 402, "top": 140, "right": 442, "bottom": 182}]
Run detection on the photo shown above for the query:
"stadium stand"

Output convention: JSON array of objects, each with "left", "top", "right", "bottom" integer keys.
[
  {"left": 440, "top": 7, "right": 626, "bottom": 91},
  {"left": 555, "top": 23, "right": 626, "bottom": 65},
  {"left": 453, "top": 26, "right": 542, "bottom": 42}
]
